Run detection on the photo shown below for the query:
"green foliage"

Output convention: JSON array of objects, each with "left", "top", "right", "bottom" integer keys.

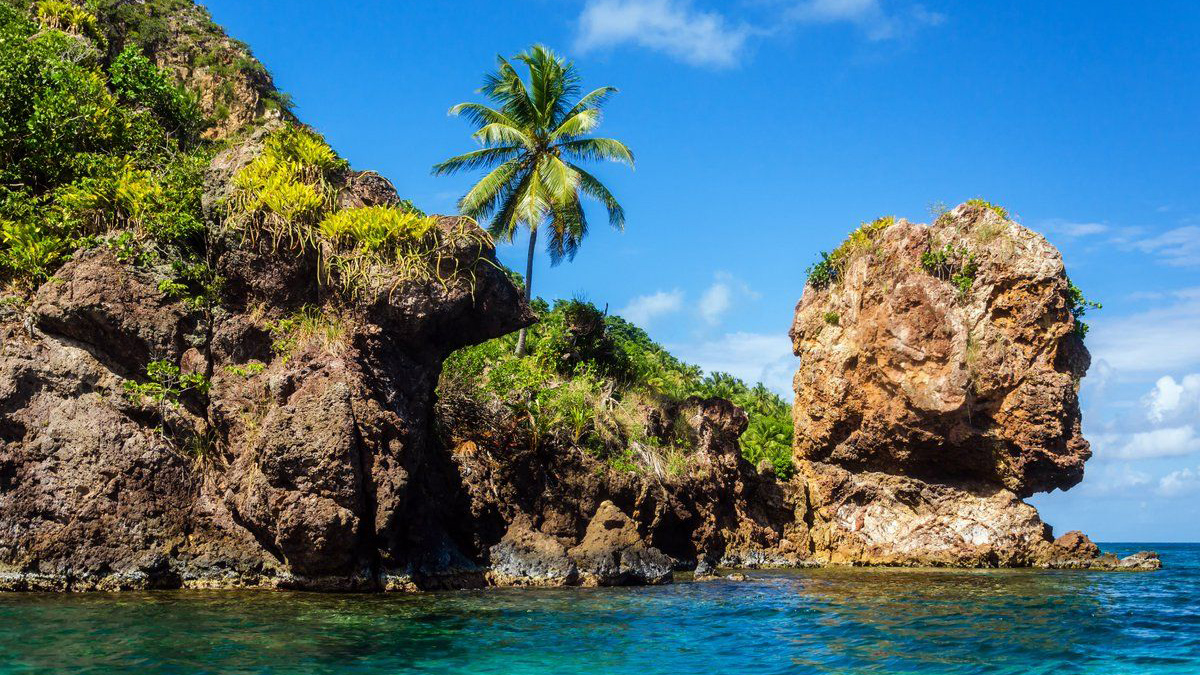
[
  {"left": 823, "top": 311, "right": 840, "bottom": 326},
  {"left": 109, "top": 45, "right": 206, "bottom": 144},
  {"left": 0, "top": 218, "right": 70, "bottom": 289},
  {"left": 435, "top": 44, "right": 633, "bottom": 351},
  {"left": 1066, "top": 281, "right": 1101, "bottom": 339},
  {"left": 224, "top": 361, "right": 265, "bottom": 377},
  {"left": 966, "top": 198, "right": 1009, "bottom": 220},
  {"left": 921, "top": 243, "right": 978, "bottom": 297},
  {"left": 229, "top": 125, "right": 346, "bottom": 249},
  {"left": 441, "top": 299, "right": 794, "bottom": 478},
  {"left": 0, "top": 4, "right": 210, "bottom": 292},
  {"left": 123, "top": 358, "right": 210, "bottom": 407},
  {"left": 266, "top": 305, "right": 348, "bottom": 360},
  {"left": 806, "top": 216, "right": 895, "bottom": 290}
]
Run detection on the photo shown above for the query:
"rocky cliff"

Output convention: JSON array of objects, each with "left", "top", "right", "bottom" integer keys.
[
  {"left": 788, "top": 203, "right": 1156, "bottom": 569},
  {"left": 0, "top": 1, "right": 1157, "bottom": 592}
]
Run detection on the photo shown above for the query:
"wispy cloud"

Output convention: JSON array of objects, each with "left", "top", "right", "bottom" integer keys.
[
  {"left": 1097, "top": 426, "right": 1200, "bottom": 461},
  {"left": 1040, "top": 218, "right": 1110, "bottom": 238},
  {"left": 671, "top": 331, "right": 796, "bottom": 395},
  {"left": 1132, "top": 225, "right": 1200, "bottom": 267},
  {"left": 786, "top": 0, "right": 945, "bottom": 41},
  {"left": 575, "top": 0, "right": 751, "bottom": 67},
  {"left": 574, "top": 0, "right": 943, "bottom": 67},
  {"left": 619, "top": 289, "right": 684, "bottom": 326},
  {"left": 1088, "top": 288, "right": 1200, "bottom": 373}
]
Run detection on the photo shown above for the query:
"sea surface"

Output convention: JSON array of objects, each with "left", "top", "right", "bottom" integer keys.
[{"left": 0, "top": 543, "right": 1196, "bottom": 675}]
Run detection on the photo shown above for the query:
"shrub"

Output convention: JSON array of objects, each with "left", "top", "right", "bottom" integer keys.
[
  {"left": 441, "top": 299, "right": 795, "bottom": 478},
  {"left": 123, "top": 359, "right": 210, "bottom": 407},
  {"left": 805, "top": 216, "right": 895, "bottom": 290},
  {"left": 1065, "top": 281, "right": 1100, "bottom": 338},
  {"left": 823, "top": 311, "right": 839, "bottom": 326},
  {"left": 921, "top": 243, "right": 978, "bottom": 298},
  {"left": 966, "top": 198, "right": 1009, "bottom": 220}
]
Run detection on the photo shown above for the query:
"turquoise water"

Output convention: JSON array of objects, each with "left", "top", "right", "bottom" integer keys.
[{"left": 1, "top": 544, "right": 1196, "bottom": 674}]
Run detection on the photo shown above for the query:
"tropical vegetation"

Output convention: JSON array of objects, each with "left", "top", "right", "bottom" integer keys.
[
  {"left": 433, "top": 44, "right": 634, "bottom": 356},
  {"left": 440, "top": 298, "right": 795, "bottom": 478}
]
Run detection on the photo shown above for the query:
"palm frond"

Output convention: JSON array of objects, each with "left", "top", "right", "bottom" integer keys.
[
  {"left": 472, "top": 123, "right": 533, "bottom": 149},
  {"left": 447, "top": 102, "right": 521, "bottom": 132},
  {"left": 432, "top": 146, "right": 523, "bottom": 176},
  {"left": 564, "top": 161, "right": 625, "bottom": 230},
  {"left": 489, "top": 168, "right": 535, "bottom": 240},
  {"left": 549, "top": 108, "right": 601, "bottom": 141},
  {"left": 564, "top": 86, "right": 618, "bottom": 120},
  {"left": 458, "top": 158, "right": 524, "bottom": 219},
  {"left": 556, "top": 138, "right": 635, "bottom": 167}
]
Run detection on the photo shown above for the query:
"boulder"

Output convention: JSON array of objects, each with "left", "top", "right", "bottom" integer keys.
[{"left": 568, "top": 501, "right": 673, "bottom": 586}]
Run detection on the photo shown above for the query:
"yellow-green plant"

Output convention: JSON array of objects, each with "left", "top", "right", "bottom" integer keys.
[
  {"left": 54, "top": 158, "right": 163, "bottom": 233},
  {"left": 35, "top": 1, "right": 98, "bottom": 37},
  {"left": 318, "top": 205, "right": 435, "bottom": 252},
  {"left": 806, "top": 215, "right": 895, "bottom": 289},
  {"left": 229, "top": 125, "right": 346, "bottom": 249},
  {"left": 0, "top": 219, "right": 70, "bottom": 290},
  {"left": 966, "top": 198, "right": 1009, "bottom": 220}
]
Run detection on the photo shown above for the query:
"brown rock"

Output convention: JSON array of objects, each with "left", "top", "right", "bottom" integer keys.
[
  {"left": 568, "top": 501, "right": 673, "bottom": 586},
  {"left": 789, "top": 203, "right": 1112, "bottom": 567}
]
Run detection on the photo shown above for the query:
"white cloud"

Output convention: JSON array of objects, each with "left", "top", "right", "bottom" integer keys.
[
  {"left": 1145, "top": 374, "right": 1200, "bottom": 423},
  {"left": 1088, "top": 290, "right": 1200, "bottom": 373},
  {"left": 1098, "top": 426, "right": 1200, "bottom": 461},
  {"left": 787, "top": 0, "right": 944, "bottom": 40},
  {"left": 619, "top": 289, "right": 684, "bottom": 327},
  {"left": 671, "top": 332, "right": 797, "bottom": 396},
  {"left": 1133, "top": 225, "right": 1200, "bottom": 267},
  {"left": 698, "top": 272, "right": 759, "bottom": 325},
  {"left": 575, "top": 0, "right": 750, "bottom": 67},
  {"left": 1158, "top": 466, "right": 1200, "bottom": 498},
  {"left": 1079, "top": 464, "right": 1151, "bottom": 496},
  {"left": 1041, "top": 218, "right": 1110, "bottom": 238},
  {"left": 575, "top": 0, "right": 944, "bottom": 67}
]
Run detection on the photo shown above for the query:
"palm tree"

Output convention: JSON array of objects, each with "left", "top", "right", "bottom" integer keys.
[{"left": 433, "top": 44, "right": 634, "bottom": 356}]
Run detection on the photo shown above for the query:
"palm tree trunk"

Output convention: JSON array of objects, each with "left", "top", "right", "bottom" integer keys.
[{"left": 514, "top": 226, "right": 536, "bottom": 357}]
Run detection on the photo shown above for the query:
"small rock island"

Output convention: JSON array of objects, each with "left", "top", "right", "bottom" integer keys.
[{"left": 0, "top": 0, "right": 1156, "bottom": 592}]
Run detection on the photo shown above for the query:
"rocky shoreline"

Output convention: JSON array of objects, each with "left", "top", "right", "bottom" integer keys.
[{"left": 0, "top": 0, "right": 1160, "bottom": 592}]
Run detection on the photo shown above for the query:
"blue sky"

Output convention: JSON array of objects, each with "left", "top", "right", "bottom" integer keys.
[{"left": 203, "top": 0, "right": 1200, "bottom": 541}]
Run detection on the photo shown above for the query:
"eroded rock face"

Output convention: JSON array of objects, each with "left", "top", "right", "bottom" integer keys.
[
  {"left": 789, "top": 203, "right": 1111, "bottom": 567},
  {"left": 0, "top": 164, "right": 532, "bottom": 591}
]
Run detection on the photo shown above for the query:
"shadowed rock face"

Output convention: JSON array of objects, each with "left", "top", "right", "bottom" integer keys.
[
  {"left": 0, "top": 155, "right": 534, "bottom": 590},
  {"left": 787, "top": 202, "right": 1131, "bottom": 567}
]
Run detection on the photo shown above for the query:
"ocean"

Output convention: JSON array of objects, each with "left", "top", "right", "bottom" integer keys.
[{"left": 0, "top": 543, "right": 1196, "bottom": 674}]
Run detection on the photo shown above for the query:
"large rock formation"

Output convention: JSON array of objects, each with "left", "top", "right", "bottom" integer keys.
[{"left": 789, "top": 203, "right": 1155, "bottom": 568}]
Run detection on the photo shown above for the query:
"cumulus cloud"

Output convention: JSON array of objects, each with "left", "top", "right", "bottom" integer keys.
[
  {"left": 1145, "top": 374, "right": 1200, "bottom": 423},
  {"left": 619, "top": 289, "right": 684, "bottom": 327},
  {"left": 1158, "top": 466, "right": 1200, "bottom": 498},
  {"left": 1097, "top": 425, "right": 1200, "bottom": 461},
  {"left": 698, "top": 272, "right": 758, "bottom": 325},
  {"left": 575, "top": 0, "right": 751, "bottom": 67},
  {"left": 671, "top": 332, "right": 797, "bottom": 395}
]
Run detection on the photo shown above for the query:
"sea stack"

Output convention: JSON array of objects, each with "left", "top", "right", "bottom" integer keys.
[{"left": 788, "top": 202, "right": 1156, "bottom": 568}]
